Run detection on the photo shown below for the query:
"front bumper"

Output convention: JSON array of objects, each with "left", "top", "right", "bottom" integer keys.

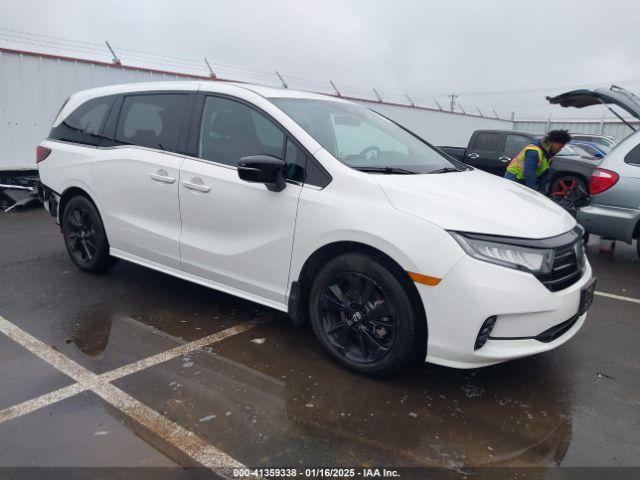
[{"left": 418, "top": 254, "right": 593, "bottom": 369}]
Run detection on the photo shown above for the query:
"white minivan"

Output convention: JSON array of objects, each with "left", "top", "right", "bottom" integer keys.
[{"left": 37, "top": 81, "right": 596, "bottom": 375}]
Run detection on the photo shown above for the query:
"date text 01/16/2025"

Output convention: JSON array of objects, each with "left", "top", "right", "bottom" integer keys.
[{"left": 232, "top": 468, "right": 400, "bottom": 478}]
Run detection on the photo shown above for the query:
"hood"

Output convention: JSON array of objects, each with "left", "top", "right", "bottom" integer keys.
[
  {"left": 547, "top": 85, "right": 640, "bottom": 120},
  {"left": 374, "top": 170, "right": 576, "bottom": 239}
]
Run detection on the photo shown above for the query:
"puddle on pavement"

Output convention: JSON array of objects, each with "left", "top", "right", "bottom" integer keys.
[
  {"left": 114, "top": 320, "right": 576, "bottom": 469},
  {"left": 58, "top": 277, "right": 285, "bottom": 373},
  {"left": 40, "top": 260, "right": 611, "bottom": 468}
]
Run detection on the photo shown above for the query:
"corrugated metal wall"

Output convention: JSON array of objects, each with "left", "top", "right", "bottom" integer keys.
[
  {"left": 1, "top": 48, "right": 512, "bottom": 170},
  {"left": 0, "top": 50, "right": 202, "bottom": 170},
  {"left": 514, "top": 120, "right": 639, "bottom": 142}
]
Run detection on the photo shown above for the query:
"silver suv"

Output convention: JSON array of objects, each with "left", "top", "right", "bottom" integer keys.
[
  {"left": 547, "top": 85, "right": 640, "bottom": 257},
  {"left": 578, "top": 133, "right": 640, "bottom": 257}
]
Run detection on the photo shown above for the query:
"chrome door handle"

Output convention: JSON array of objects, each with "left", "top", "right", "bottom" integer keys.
[
  {"left": 468, "top": 153, "right": 479, "bottom": 159},
  {"left": 150, "top": 170, "right": 176, "bottom": 184},
  {"left": 498, "top": 156, "right": 511, "bottom": 163},
  {"left": 182, "top": 179, "right": 211, "bottom": 193}
]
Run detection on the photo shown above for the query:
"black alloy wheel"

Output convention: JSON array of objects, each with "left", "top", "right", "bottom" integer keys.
[
  {"left": 320, "top": 272, "right": 396, "bottom": 364},
  {"left": 66, "top": 206, "right": 97, "bottom": 265},
  {"left": 62, "top": 195, "right": 117, "bottom": 273},
  {"left": 309, "top": 252, "right": 422, "bottom": 376}
]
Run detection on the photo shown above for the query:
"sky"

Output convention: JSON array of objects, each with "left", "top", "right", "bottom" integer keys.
[{"left": 2, "top": 0, "right": 640, "bottom": 120}]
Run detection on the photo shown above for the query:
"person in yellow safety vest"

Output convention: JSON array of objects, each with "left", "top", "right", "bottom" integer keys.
[{"left": 504, "top": 130, "right": 572, "bottom": 191}]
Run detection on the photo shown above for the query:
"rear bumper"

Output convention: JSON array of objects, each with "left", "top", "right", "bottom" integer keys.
[
  {"left": 577, "top": 203, "right": 640, "bottom": 243},
  {"left": 418, "top": 254, "right": 593, "bottom": 369},
  {"left": 39, "top": 183, "right": 60, "bottom": 221}
]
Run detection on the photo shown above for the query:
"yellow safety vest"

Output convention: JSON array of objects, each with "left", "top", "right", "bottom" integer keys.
[{"left": 506, "top": 145, "right": 550, "bottom": 180}]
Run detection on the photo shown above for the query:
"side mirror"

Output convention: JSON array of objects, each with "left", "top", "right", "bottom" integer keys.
[{"left": 238, "top": 155, "right": 286, "bottom": 192}]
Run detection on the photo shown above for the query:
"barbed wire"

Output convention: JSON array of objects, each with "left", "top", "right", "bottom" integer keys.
[{"left": 1, "top": 26, "right": 635, "bottom": 122}]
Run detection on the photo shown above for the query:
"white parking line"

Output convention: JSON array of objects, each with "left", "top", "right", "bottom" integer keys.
[
  {"left": 0, "top": 315, "right": 253, "bottom": 477},
  {"left": 595, "top": 290, "right": 640, "bottom": 305},
  {"left": 0, "top": 383, "right": 87, "bottom": 424},
  {"left": 99, "top": 321, "right": 256, "bottom": 383}
]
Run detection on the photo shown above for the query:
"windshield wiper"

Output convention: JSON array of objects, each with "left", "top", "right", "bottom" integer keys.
[
  {"left": 429, "top": 166, "right": 462, "bottom": 174},
  {"left": 354, "top": 166, "right": 416, "bottom": 174}
]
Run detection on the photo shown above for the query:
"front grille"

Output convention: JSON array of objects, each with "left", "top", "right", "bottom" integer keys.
[{"left": 536, "top": 239, "right": 585, "bottom": 292}]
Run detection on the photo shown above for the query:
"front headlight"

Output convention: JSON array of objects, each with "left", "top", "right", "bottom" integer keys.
[{"left": 450, "top": 232, "right": 554, "bottom": 274}]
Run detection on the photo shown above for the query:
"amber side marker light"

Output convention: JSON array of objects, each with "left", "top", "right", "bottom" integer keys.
[{"left": 408, "top": 272, "right": 442, "bottom": 286}]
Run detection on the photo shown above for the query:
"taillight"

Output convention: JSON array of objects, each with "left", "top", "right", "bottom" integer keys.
[
  {"left": 36, "top": 146, "right": 51, "bottom": 164},
  {"left": 590, "top": 168, "right": 619, "bottom": 195}
]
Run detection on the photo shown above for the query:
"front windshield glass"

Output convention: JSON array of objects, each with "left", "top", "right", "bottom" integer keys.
[
  {"left": 590, "top": 137, "right": 615, "bottom": 148},
  {"left": 567, "top": 145, "right": 590, "bottom": 156},
  {"left": 558, "top": 145, "right": 578, "bottom": 156},
  {"left": 269, "top": 98, "right": 462, "bottom": 174}
]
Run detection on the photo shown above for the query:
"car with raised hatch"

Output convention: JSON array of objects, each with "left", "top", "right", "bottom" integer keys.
[
  {"left": 37, "top": 81, "right": 596, "bottom": 375},
  {"left": 548, "top": 85, "right": 640, "bottom": 258}
]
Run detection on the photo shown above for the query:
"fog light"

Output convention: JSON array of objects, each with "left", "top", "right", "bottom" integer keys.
[{"left": 474, "top": 316, "right": 497, "bottom": 350}]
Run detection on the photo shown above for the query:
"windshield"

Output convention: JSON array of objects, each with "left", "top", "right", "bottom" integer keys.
[
  {"left": 557, "top": 145, "right": 578, "bottom": 156},
  {"left": 575, "top": 136, "right": 615, "bottom": 148},
  {"left": 269, "top": 98, "right": 462, "bottom": 174},
  {"left": 566, "top": 144, "right": 590, "bottom": 156}
]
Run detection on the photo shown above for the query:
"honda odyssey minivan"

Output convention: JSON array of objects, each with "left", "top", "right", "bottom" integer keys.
[{"left": 37, "top": 81, "right": 595, "bottom": 375}]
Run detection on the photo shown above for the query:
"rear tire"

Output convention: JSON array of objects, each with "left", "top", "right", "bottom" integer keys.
[
  {"left": 62, "top": 196, "right": 117, "bottom": 273},
  {"left": 308, "top": 252, "right": 422, "bottom": 377}
]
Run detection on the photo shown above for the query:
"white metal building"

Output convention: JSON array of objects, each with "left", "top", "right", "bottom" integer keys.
[{"left": 1, "top": 47, "right": 512, "bottom": 171}]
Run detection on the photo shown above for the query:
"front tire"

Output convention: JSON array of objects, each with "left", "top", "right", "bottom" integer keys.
[
  {"left": 308, "top": 252, "right": 422, "bottom": 377},
  {"left": 62, "top": 195, "right": 117, "bottom": 273}
]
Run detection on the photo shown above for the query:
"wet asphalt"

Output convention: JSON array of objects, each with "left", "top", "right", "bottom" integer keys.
[{"left": 0, "top": 208, "right": 638, "bottom": 472}]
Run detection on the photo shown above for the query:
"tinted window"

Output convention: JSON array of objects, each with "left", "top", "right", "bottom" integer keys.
[
  {"left": 284, "top": 139, "right": 306, "bottom": 182},
  {"left": 504, "top": 135, "right": 531, "bottom": 156},
  {"left": 115, "top": 94, "right": 188, "bottom": 153},
  {"left": 49, "top": 96, "right": 113, "bottom": 146},
  {"left": 625, "top": 143, "right": 640, "bottom": 166},
  {"left": 198, "top": 96, "right": 285, "bottom": 166},
  {"left": 473, "top": 132, "right": 501, "bottom": 151},
  {"left": 305, "top": 156, "right": 332, "bottom": 188}
]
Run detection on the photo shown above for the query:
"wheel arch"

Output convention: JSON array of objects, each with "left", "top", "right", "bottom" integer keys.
[
  {"left": 290, "top": 241, "right": 427, "bottom": 357},
  {"left": 549, "top": 169, "right": 589, "bottom": 186},
  {"left": 58, "top": 186, "right": 107, "bottom": 236}
]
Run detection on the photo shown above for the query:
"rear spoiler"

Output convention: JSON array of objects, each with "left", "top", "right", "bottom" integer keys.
[{"left": 547, "top": 85, "right": 640, "bottom": 132}]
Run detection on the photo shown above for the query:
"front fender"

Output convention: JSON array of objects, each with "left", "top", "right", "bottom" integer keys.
[{"left": 289, "top": 188, "right": 466, "bottom": 293}]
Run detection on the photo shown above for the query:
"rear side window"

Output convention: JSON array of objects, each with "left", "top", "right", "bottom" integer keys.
[
  {"left": 625, "top": 143, "right": 640, "bottom": 166},
  {"left": 49, "top": 96, "right": 113, "bottom": 146},
  {"left": 115, "top": 94, "right": 188, "bottom": 153},
  {"left": 473, "top": 132, "right": 501, "bottom": 151},
  {"left": 197, "top": 96, "right": 285, "bottom": 166}
]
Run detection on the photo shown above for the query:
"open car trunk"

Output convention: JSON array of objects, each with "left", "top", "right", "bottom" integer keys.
[{"left": 547, "top": 85, "right": 640, "bottom": 128}]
